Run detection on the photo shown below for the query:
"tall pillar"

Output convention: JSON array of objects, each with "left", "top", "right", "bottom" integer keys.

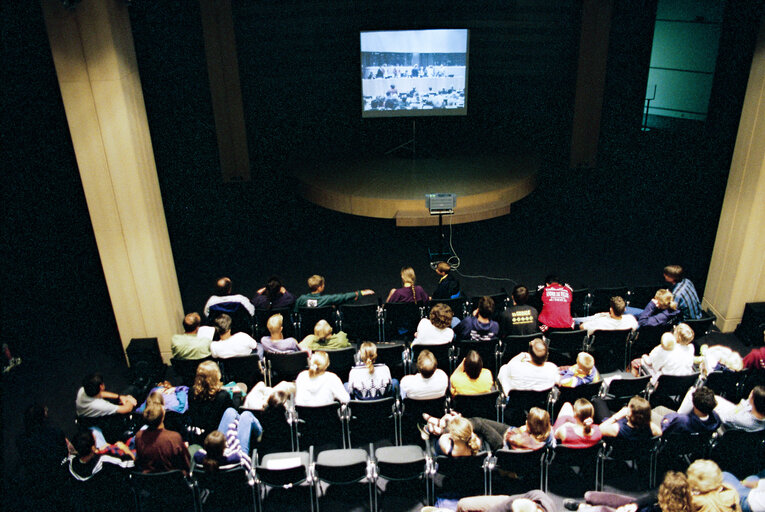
[
  {"left": 41, "top": 0, "right": 183, "bottom": 361},
  {"left": 570, "top": 0, "right": 614, "bottom": 168},
  {"left": 702, "top": 17, "right": 765, "bottom": 332},
  {"left": 199, "top": 0, "right": 251, "bottom": 182}
]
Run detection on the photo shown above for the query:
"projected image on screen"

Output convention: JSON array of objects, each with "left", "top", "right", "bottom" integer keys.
[{"left": 360, "top": 29, "right": 469, "bottom": 118}]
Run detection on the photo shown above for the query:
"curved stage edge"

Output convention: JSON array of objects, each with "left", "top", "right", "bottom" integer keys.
[{"left": 292, "top": 154, "right": 538, "bottom": 227}]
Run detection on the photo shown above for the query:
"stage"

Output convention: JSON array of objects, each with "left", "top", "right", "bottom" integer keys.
[{"left": 292, "top": 154, "right": 538, "bottom": 226}]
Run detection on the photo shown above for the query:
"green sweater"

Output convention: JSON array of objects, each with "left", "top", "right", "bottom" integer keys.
[
  {"left": 294, "top": 291, "right": 360, "bottom": 311},
  {"left": 299, "top": 332, "right": 351, "bottom": 351}
]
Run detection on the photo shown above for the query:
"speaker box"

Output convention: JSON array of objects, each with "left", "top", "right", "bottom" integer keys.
[
  {"left": 125, "top": 337, "right": 166, "bottom": 385},
  {"left": 735, "top": 302, "right": 765, "bottom": 346}
]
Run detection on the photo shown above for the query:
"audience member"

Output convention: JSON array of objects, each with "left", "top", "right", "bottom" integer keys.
[
  {"left": 171, "top": 312, "right": 212, "bottom": 360},
  {"left": 498, "top": 338, "right": 559, "bottom": 391},
  {"left": 294, "top": 274, "right": 374, "bottom": 310},
  {"left": 721, "top": 469, "right": 765, "bottom": 512},
  {"left": 188, "top": 361, "right": 234, "bottom": 442},
  {"left": 432, "top": 261, "right": 460, "bottom": 299},
  {"left": 434, "top": 415, "right": 482, "bottom": 458},
  {"left": 204, "top": 277, "right": 255, "bottom": 317},
  {"left": 450, "top": 350, "right": 494, "bottom": 396},
  {"left": 210, "top": 313, "right": 261, "bottom": 359},
  {"left": 347, "top": 342, "right": 394, "bottom": 399},
  {"left": 259, "top": 313, "right": 300, "bottom": 353},
  {"left": 455, "top": 296, "right": 500, "bottom": 341},
  {"left": 566, "top": 471, "right": 690, "bottom": 512},
  {"left": 193, "top": 407, "right": 262, "bottom": 473},
  {"left": 457, "top": 490, "right": 557, "bottom": 512},
  {"left": 579, "top": 296, "right": 638, "bottom": 335},
  {"left": 744, "top": 346, "right": 765, "bottom": 370},
  {"left": 135, "top": 402, "right": 190, "bottom": 474},
  {"left": 299, "top": 319, "right": 350, "bottom": 350},
  {"left": 413, "top": 303, "right": 455, "bottom": 345},
  {"left": 503, "top": 407, "right": 554, "bottom": 450},
  {"left": 559, "top": 352, "right": 601, "bottom": 388},
  {"left": 599, "top": 396, "right": 662, "bottom": 439},
  {"left": 243, "top": 380, "right": 295, "bottom": 410},
  {"left": 633, "top": 332, "right": 694, "bottom": 379},
  {"left": 251, "top": 276, "right": 295, "bottom": 310},
  {"left": 553, "top": 399, "right": 602, "bottom": 448},
  {"left": 700, "top": 344, "right": 744, "bottom": 375},
  {"left": 686, "top": 459, "right": 740, "bottom": 512},
  {"left": 65, "top": 430, "right": 133, "bottom": 481},
  {"left": 660, "top": 386, "right": 721, "bottom": 435},
  {"left": 499, "top": 285, "right": 539, "bottom": 337},
  {"left": 295, "top": 351, "right": 350, "bottom": 406},
  {"left": 386, "top": 266, "right": 428, "bottom": 303},
  {"left": 17, "top": 403, "right": 71, "bottom": 502},
  {"left": 537, "top": 275, "right": 574, "bottom": 332},
  {"left": 638, "top": 289, "right": 681, "bottom": 328},
  {"left": 399, "top": 349, "right": 449, "bottom": 399},
  {"left": 676, "top": 385, "right": 765, "bottom": 432},
  {"left": 76, "top": 373, "right": 137, "bottom": 418},
  {"left": 663, "top": 265, "right": 703, "bottom": 321}
]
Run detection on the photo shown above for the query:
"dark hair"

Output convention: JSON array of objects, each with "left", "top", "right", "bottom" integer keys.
[
  {"left": 628, "top": 396, "right": 652, "bottom": 428},
  {"left": 183, "top": 312, "right": 201, "bottom": 332},
  {"left": 512, "top": 285, "right": 529, "bottom": 305},
  {"left": 610, "top": 296, "right": 626, "bottom": 316},
  {"left": 752, "top": 386, "right": 765, "bottom": 415},
  {"left": 529, "top": 339, "right": 548, "bottom": 365},
  {"left": 214, "top": 314, "right": 232, "bottom": 334},
  {"left": 266, "top": 390, "right": 291, "bottom": 410},
  {"left": 74, "top": 430, "right": 96, "bottom": 457},
  {"left": 265, "top": 276, "right": 284, "bottom": 304},
  {"left": 692, "top": 387, "right": 718, "bottom": 416},
  {"left": 202, "top": 430, "right": 226, "bottom": 473},
  {"left": 82, "top": 373, "right": 104, "bottom": 397},
  {"left": 216, "top": 277, "right": 232, "bottom": 295},
  {"left": 463, "top": 350, "right": 484, "bottom": 380},
  {"left": 545, "top": 274, "right": 561, "bottom": 285},
  {"left": 477, "top": 296, "right": 495, "bottom": 319}
]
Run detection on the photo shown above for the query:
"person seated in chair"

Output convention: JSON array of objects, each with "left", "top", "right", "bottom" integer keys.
[
  {"left": 171, "top": 312, "right": 213, "bottom": 360},
  {"left": 135, "top": 403, "right": 190, "bottom": 474},
  {"left": 413, "top": 303, "right": 455, "bottom": 345},
  {"left": 660, "top": 386, "right": 721, "bottom": 435},
  {"left": 187, "top": 361, "right": 234, "bottom": 443},
  {"left": 553, "top": 399, "right": 602, "bottom": 448},
  {"left": 400, "top": 349, "right": 449, "bottom": 399},
  {"left": 259, "top": 313, "right": 300, "bottom": 354},
  {"left": 599, "top": 396, "right": 662, "bottom": 439},
  {"left": 499, "top": 285, "right": 539, "bottom": 337},
  {"left": 558, "top": 352, "right": 601, "bottom": 388},
  {"left": 537, "top": 275, "right": 574, "bottom": 333},
  {"left": 676, "top": 385, "right": 765, "bottom": 433},
  {"left": 251, "top": 275, "right": 296, "bottom": 311},
  {"left": 347, "top": 342, "right": 394, "bottom": 400},
  {"left": 450, "top": 350, "right": 494, "bottom": 396},
  {"left": 210, "top": 314, "right": 261, "bottom": 359},
  {"left": 76, "top": 373, "right": 137, "bottom": 418},
  {"left": 630, "top": 332, "right": 693, "bottom": 380},
  {"left": 203, "top": 277, "right": 255, "bottom": 317},
  {"left": 579, "top": 296, "right": 637, "bottom": 335},
  {"left": 193, "top": 407, "right": 262, "bottom": 473},
  {"left": 663, "top": 265, "right": 702, "bottom": 321},
  {"left": 455, "top": 296, "right": 500, "bottom": 342},
  {"left": 637, "top": 289, "right": 681, "bottom": 328},
  {"left": 294, "top": 274, "right": 374, "bottom": 311},
  {"left": 497, "top": 338, "right": 559, "bottom": 392},
  {"left": 386, "top": 266, "right": 428, "bottom": 303},
  {"left": 298, "top": 319, "right": 350, "bottom": 351},
  {"left": 65, "top": 430, "right": 134, "bottom": 481},
  {"left": 432, "top": 261, "right": 461, "bottom": 300},
  {"left": 295, "top": 351, "right": 350, "bottom": 406}
]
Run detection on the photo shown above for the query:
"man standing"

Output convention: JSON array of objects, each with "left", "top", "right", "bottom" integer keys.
[
  {"left": 294, "top": 275, "right": 374, "bottom": 310},
  {"left": 663, "top": 265, "right": 702, "bottom": 320},
  {"left": 170, "top": 312, "right": 212, "bottom": 360}
]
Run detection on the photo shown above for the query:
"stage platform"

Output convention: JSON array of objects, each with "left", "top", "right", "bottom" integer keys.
[{"left": 293, "top": 154, "right": 538, "bottom": 226}]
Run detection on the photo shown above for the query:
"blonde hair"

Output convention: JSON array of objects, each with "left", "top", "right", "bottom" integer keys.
[
  {"left": 313, "top": 319, "right": 333, "bottom": 341},
  {"left": 308, "top": 351, "right": 329, "bottom": 378},
  {"left": 307, "top": 275, "right": 324, "bottom": 292},
  {"left": 658, "top": 471, "right": 692, "bottom": 512},
  {"left": 400, "top": 267, "right": 416, "bottom": 285},
  {"left": 358, "top": 342, "right": 377, "bottom": 373},
  {"left": 661, "top": 332, "right": 677, "bottom": 351},
  {"left": 576, "top": 352, "right": 595, "bottom": 372},
  {"left": 655, "top": 289, "right": 678, "bottom": 310},
  {"left": 673, "top": 323, "right": 695, "bottom": 346},
  {"left": 146, "top": 389, "right": 165, "bottom": 407},
  {"left": 193, "top": 361, "right": 223, "bottom": 400},
  {"left": 526, "top": 407, "right": 551, "bottom": 442},
  {"left": 686, "top": 459, "right": 723, "bottom": 493},
  {"left": 573, "top": 399, "right": 595, "bottom": 435},
  {"left": 721, "top": 351, "right": 743, "bottom": 372},
  {"left": 267, "top": 314, "right": 283, "bottom": 334},
  {"left": 448, "top": 416, "right": 481, "bottom": 453}
]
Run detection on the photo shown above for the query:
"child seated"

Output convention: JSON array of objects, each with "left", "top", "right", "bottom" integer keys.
[{"left": 559, "top": 352, "right": 601, "bottom": 388}]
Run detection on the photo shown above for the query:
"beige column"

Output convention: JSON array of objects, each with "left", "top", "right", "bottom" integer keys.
[
  {"left": 702, "top": 17, "right": 765, "bottom": 332},
  {"left": 199, "top": 0, "right": 251, "bottom": 182},
  {"left": 570, "top": 0, "right": 614, "bottom": 168},
  {"left": 41, "top": 0, "right": 183, "bottom": 361}
]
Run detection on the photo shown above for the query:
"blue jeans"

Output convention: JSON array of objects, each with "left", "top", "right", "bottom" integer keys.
[
  {"left": 722, "top": 471, "right": 765, "bottom": 512},
  {"left": 217, "top": 407, "right": 262, "bottom": 454}
]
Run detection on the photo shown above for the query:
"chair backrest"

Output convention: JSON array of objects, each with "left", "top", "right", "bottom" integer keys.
[
  {"left": 450, "top": 390, "right": 501, "bottom": 421},
  {"left": 242, "top": 406, "right": 295, "bottom": 455},
  {"left": 401, "top": 395, "right": 448, "bottom": 445},
  {"left": 549, "top": 443, "right": 601, "bottom": 479},
  {"left": 659, "top": 431, "right": 712, "bottom": 466},
  {"left": 705, "top": 370, "right": 748, "bottom": 402},
  {"left": 265, "top": 351, "right": 309, "bottom": 385},
  {"left": 546, "top": 329, "right": 588, "bottom": 366},
  {"left": 254, "top": 307, "right": 296, "bottom": 340},
  {"left": 683, "top": 314, "right": 715, "bottom": 341},
  {"left": 627, "top": 285, "right": 663, "bottom": 309},
  {"left": 383, "top": 302, "right": 424, "bottom": 342},
  {"left": 493, "top": 448, "right": 547, "bottom": 490},
  {"left": 208, "top": 302, "right": 253, "bottom": 336},
  {"left": 191, "top": 464, "right": 255, "bottom": 509},
  {"left": 453, "top": 339, "right": 501, "bottom": 376},
  {"left": 129, "top": 470, "right": 196, "bottom": 512},
  {"left": 339, "top": 303, "right": 381, "bottom": 342},
  {"left": 297, "top": 306, "right": 337, "bottom": 339},
  {"left": 170, "top": 357, "right": 210, "bottom": 387},
  {"left": 427, "top": 298, "right": 467, "bottom": 320},
  {"left": 502, "top": 388, "right": 553, "bottom": 425},
  {"left": 252, "top": 449, "right": 311, "bottom": 488},
  {"left": 551, "top": 381, "right": 604, "bottom": 418},
  {"left": 468, "top": 293, "right": 508, "bottom": 319},
  {"left": 631, "top": 324, "right": 672, "bottom": 358},
  {"left": 603, "top": 436, "right": 660, "bottom": 462},
  {"left": 66, "top": 462, "right": 131, "bottom": 512},
  {"left": 411, "top": 343, "right": 453, "bottom": 375},
  {"left": 347, "top": 397, "right": 397, "bottom": 446},
  {"left": 741, "top": 368, "right": 765, "bottom": 398},
  {"left": 374, "top": 343, "right": 406, "bottom": 380},
  {"left": 604, "top": 376, "right": 651, "bottom": 404},
  {"left": 434, "top": 452, "right": 489, "bottom": 496},
  {"left": 499, "top": 333, "right": 542, "bottom": 366},
  {"left": 295, "top": 402, "right": 344, "bottom": 451},
  {"left": 586, "top": 329, "right": 633, "bottom": 373},
  {"left": 710, "top": 429, "right": 765, "bottom": 477},
  {"left": 571, "top": 288, "right": 591, "bottom": 317},
  {"left": 324, "top": 346, "right": 357, "bottom": 383},
  {"left": 587, "top": 287, "right": 629, "bottom": 315},
  {"left": 650, "top": 373, "right": 701, "bottom": 409},
  {"left": 216, "top": 353, "right": 262, "bottom": 389}
]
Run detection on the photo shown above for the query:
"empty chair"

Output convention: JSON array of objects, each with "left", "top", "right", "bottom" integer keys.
[
  {"left": 432, "top": 451, "right": 490, "bottom": 501},
  {"left": 649, "top": 373, "right": 701, "bottom": 409},
  {"left": 597, "top": 376, "right": 651, "bottom": 415},
  {"left": 252, "top": 448, "right": 314, "bottom": 512},
  {"left": 546, "top": 329, "right": 587, "bottom": 366},
  {"left": 264, "top": 351, "right": 309, "bottom": 386},
  {"left": 499, "top": 333, "right": 540, "bottom": 366},
  {"left": 324, "top": 346, "right": 357, "bottom": 383},
  {"left": 295, "top": 403, "right": 346, "bottom": 452},
  {"left": 599, "top": 436, "right": 661, "bottom": 489},
  {"left": 629, "top": 324, "right": 672, "bottom": 362},
  {"left": 704, "top": 370, "right": 749, "bottom": 403},
  {"left": 374, "top": 343, "right": 407, "bottom": 381},
  {"left": 338, "top": 303, "right": 382, "bottom": 342},
  {"left": 241, "top": 406, "right": 296, "bottom": 456},
  {"left": 129, "top": 470, "right": 197, "bottom": 512},
  {"left": 450, "top": 390, "right": 502, "bottom": 422},
  {"left": 313, "top": 447, "right": 375, "bottom": 512},
  {"left": 216, "top": 353, "right": 263, "bottom": 390},
  {"left": 658, "top": 431, "right": 713, "bottom": 471},
  {"left": 346, "top": 397, "right": 398, "bottom": 447},
  {"left": 191, "top": 463, "right": 257, "bottom": 512},
  {"left": 683, "top": 312, "right": 716, "bottom": 341},
  {"left": 488, "top": 447, "right": 548, "bottom": 494},
  {"left": 254, "top": 307, "right": 296, "bottom": 340},
  {"left": 501, "top": 388, "right": 553, "bottom": 427},
  {"left": 171, "top": 357, "right": 210, "bottom": 386},
  {"left": 297, "top": 306, "right": 337, "bottom": 339},
  {"left": 586, "top": 329, "right": 633, "bottom": 373},
  {"left": 548, "top": 381, "right": 604, "bottom": 419},
  {"left": 588, "top": 287, "right": 629, "bottom": 315},
  {"left": 627, "top": 285, "right": 662, "bottom": 309},
  {"left": 546, "top": 443, "right": 602, "bottom": 492},
  {"left": 65, "top": 459, "right": 132, "bottom": 512},
  {"left": 410, "top": 343, "right": 453, "bottom": 375},
  {"left": 375, "top": 444, "right": 431, "bottom": 508},
  {"left": 710, "top": 429, "right": 765, "bottom": 477},
  {"left": 453, "top": 339, "right": 502, "bottom": 376},
  {"left": 383, "top": 302, "right": 424, "bottom": 342}
]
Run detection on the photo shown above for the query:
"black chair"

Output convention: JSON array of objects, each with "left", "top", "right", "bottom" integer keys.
[
  {"left": 409, "top": 343, "right": 453, "bottom": 375},
  {"left": 710, "top": 429, "right": 765, "bottom": 477},
  {"left": 374, "top": 342, "right": 406, "bottom": 381},
  {"left": 468, "top": 293, "right": 508, "bottom": 320},
  {"left": 627, "top": 286, "right": 662, "bottom": 309},
  {"left": 427, "top": 298, "right": 467, "bottom": 320},
  {"left": 254, "top": 307, "right": 296, "bottom": 340},
  {"left": 453, "top": 339, "right": 502, "bottom": 376},
  {"left": 649, "top": 373, "right": 700, "bottom": 409},
  {"left": 449, "top": 390, "right": 502, "bottom": 422},
  {"left": 313, "top": 447, "right": 375, "bottom": 512},
  {"left": 499, "top": 333, "right": 541, "bottom": 366},
  {"left": 588, "top": 287, "right": 629, "bottom": 315},
  {"left": 66, "top": 463, "right": 132, "bottom": 512},
  {"left": 324, "top": 346, "right": 357, "bottom": 383},
  {"left": 599, "top": 436, "right": 660, "bottom": 489},
  {"left": 400, "top": 395, "right": 448, "bottom": 445},
  {"left": 76, "top": 413, "right": 137, "bottom": 445},
  {"left": 252, "top": 448, "right": 314, "bottom": 512},
  {"left": 241, "top": 406, "right": 296, "bottom": 456},
  {"left": 216, "top": 354, "right": 263, "bottom": 390},
  {"left": 432, "top": 451, "right": 490, "bottom": 500},
  {"left": 488, "top": 447, "right": 548, "bottom": 494},
  {"left": 383, "top": 302, "right": 424, "bottom": 342},
  {"left": 683, "top": 312, "right": 716, "bottom": 343},
  {"left": 264, "top": 351, "right": 309, "bottom": 386},
  {"left": 704, "top": 370, "right": 749, "bottom": 402},
  {"left": 571, "top": 288, "right": 591, "bottom": 317},
  {"left": 191, "top": 463, "right": 256, "bottom": 512},
  {"left": 658, "top": 431, "right": 713, "bottom": 471},
  {"left": 297, "top": 306, "right": 337, "bottom": 339},
  {"left": 546, "top": 329, "right": 587, "bottom": 366},
  {"left": 501, "top": 388, "right": 553, "bottom": 426},
  {"left": 129, "top": 470, "right": 197, "bottom": 512},
  {"left": 629, "top": 324, "right": 672, "bottom": 362},
  {"left": 295, "top": 403, "right": 346, "bottom": 452},
  {"left": 741, "top": 368, "right": 765, "bottom": 398},
  {"left": 548, "top": 381, "right": 604, "bottom": 419},
  {"left": 338, "top": 303, "right": 382, "bottom": 342},
  {"left": 374, "top": 444, "right": 431, "bottom": 508},
  {"left": 586, "top": 329, "right": 633, "bottom": 373},
  {"left": 346, "top": 397, "right": 398, "bottom": 447},
  {"left": 546, "top": 443, "right": 602, "bottom": 492},
  {"left": 208, "top": 302, "right": 254, "bottom": 337},
  {"left": 170, "top": 357, "right": 210, "bottom": 386}
]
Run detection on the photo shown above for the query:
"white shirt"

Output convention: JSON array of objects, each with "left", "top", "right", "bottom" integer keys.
[
  {"left": 412, "top": 318, "right": 454, "bottom": 345},
  {"left": 347, "top": 363, "right": 392, "bottom": 399},
  {"left": 76, "top": 387, "right": 119, "bottom": 417},
  {"left": 295, "top": 371, "right": 350, "bottom": 406},
  {"left": 400, "top": 369, "right": 449, "bottom": 399},
  {"left": 210, "top": 332, "right": 258, "bottom": 359},
  {"left": 643, "top": 344, "right": 694, "bottom": 376},
  {"left": 746, "top": 479, "right": 765, "bottom": 512},
  {"left": 497, "top": 353, "right": 559, "bottom": 391},
  {"left": 204, "top": 294, "right": 255, "bottom": 316},
  {"left": 581, "top": 313, "right": 638, "bottom": 335}
]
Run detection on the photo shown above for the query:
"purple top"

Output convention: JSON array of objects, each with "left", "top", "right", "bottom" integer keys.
[
  {"left": 252, "top": 291, "right": 296, "bottom": 310},
  {"left": 388, "top": 285, "right": 428, "bottom": 304},
  {"left": 259, "top": 336, "right": 301, "bottom": 354},
  {"left": 637, "top": 301, "right": 681, "bottom": 328}
]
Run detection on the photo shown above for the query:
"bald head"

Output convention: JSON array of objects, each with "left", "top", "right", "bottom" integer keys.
[
  {"left": 216, "top": 277, "right": 232, "bottom": 295},
  {"left": 529, "top": 338, "right": 548, "bottom": 366},
  {"left": 183, "top": 312, "right": 201, "bottom": 333}
]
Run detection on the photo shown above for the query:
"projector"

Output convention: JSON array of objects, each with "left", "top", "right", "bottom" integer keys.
[{"left": 425, "top": 193, "right": 456, "bottom": 215}]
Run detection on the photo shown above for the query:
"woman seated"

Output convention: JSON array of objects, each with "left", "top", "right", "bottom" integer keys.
[
  {"left": 386, "top": 266, "right": 428, "bottom": 304},
  {"left": 188, "top": 361, "right": 235, "bottom": 443},
  {"left": 193, "top": 407, "right": 262, "bottom": 473},
  {"left": 599, "top": 396, "right": 662, "bottom": 439},
  {"left": 450, "top": 350, "right": 494, "bottom": 396},
  {"left": 563, "top": 470, "right": 691, "bottom": 512},
  {"left": 298, "top": 320, "right": 350, "bottom": 351},
  {"left": 553, "top": 399, "right": 602, "bottom": 448},
  {"left": 251, "top": 275, "right": 295, "bottom": 310},
  {"left": 434, "top": 415, "right": 483, "bottom": 458},
  {"left": 295, "top": 351, "right": 350, "bottom": 406},
  {"left": 347, "top": 342, "right": 394, "bottom": 400},
  {"left": 242, "top": 380, "right": 296, "bottom": 410},
  {"left": 637, "top": 289, "right": 681, "bottom": 328},
  {"left": 687, "top": 459, "right": 740, "bottom": 512},
  {"left": 413, "top": 303, "right": 455, "bottom": 346},
  {"left": 632, "top": 332, "right": 694, "bottom": 379},
  {"left": 699, "top": 344, "right": 744, "bottom": 375}
]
